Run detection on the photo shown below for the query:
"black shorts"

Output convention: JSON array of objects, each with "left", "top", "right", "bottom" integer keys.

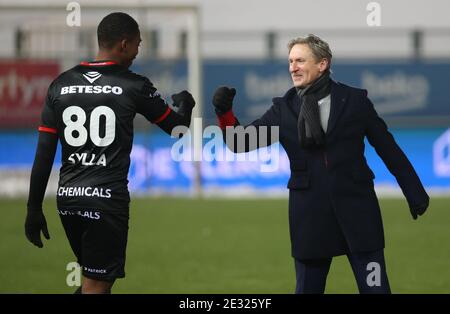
[{"left": 58, "top": 208, "right": 129, "bottom": 282}]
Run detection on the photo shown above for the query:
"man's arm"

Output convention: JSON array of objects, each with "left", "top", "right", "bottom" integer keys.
[
  {"left": 213, "top": 86, "right": 280, "bottom": 153},
  {"left": 25, "top": 83, "right": 59, "bottom": 248},
  {"left": 364, "top": 93, "right": 429, "bottom": 219},
  {"left": 25, "top": 130, "right": 57, "bottom": 247},
  {"left": 155, "top": 91, "right": 195, "bottom": 135},
  {"left": 135, "top": 79, "right": 195, "bottom": 135}
]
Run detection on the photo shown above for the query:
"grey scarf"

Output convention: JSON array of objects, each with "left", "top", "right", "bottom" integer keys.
[{"left": 297, "top": 71, "right": 331, "bottom": 149}]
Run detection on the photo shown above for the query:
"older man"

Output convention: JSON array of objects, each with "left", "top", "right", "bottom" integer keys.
[{"left": 212, "top": 34, "right": 429, "bottom": 294}]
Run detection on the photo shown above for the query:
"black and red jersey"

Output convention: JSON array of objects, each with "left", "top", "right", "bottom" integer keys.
[{"left": 39, "top": 61, "right": 172, "bottom": 211}]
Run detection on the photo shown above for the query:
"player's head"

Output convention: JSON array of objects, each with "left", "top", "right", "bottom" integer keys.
[
  {"left": 97, "top": 12, "right": 141, "bottom": 68},
  {"left": 287, "top": 34, "right": 332, "bottom": 88}
]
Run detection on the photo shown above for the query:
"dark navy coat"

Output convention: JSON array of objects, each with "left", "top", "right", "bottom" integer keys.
[{"left": 226, "top": 80, "right": 429, "bottom": 259}]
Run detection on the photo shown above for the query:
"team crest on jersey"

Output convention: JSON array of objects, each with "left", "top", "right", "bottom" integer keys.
[{"left": 83, "top": 71, "right": 102, "bottom": 84}]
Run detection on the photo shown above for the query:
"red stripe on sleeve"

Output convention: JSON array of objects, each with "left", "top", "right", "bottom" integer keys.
[
  {"left": 153, "top": 107, "right": 172, "bottom": 124},
  {"left": 38, "top": 126, "right": 57, "bottom": 134},
  {"left": 217, "top": 110, "right": 237, "bottom": 129}
]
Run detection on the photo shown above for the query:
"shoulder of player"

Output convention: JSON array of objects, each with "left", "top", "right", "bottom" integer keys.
[
  {"left": 123, "top": 70, "right": 156, "bottom": 89},
  {"left": 45, "top": 66, "right": 80, "bottom": 95},
  {"left": 123, "top": 71, "right": 162, "bottom": 100},
  {"left": 50, "top": 65, "right": 86, "bottom": 86}
]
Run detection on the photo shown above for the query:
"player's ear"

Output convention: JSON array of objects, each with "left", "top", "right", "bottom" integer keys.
[{"left": 120, "top": 39, "right": 128, "bottom": 52}]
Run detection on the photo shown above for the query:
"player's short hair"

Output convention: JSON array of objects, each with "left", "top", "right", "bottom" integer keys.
[
  {"left": 97, "top": 12, "right": 139, "bottom": 49},
  {"left": 287, "top": 34, "right": 332, "bottom": 68}
]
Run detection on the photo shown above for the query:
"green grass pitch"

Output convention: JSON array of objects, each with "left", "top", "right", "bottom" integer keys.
[{"left": 1, "top": 197, "right": 449, "bottom": 293}]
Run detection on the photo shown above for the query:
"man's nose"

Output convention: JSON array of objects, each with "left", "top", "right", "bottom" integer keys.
[{"left": 290, "top": 64, "right": 297, "bottom": 73}]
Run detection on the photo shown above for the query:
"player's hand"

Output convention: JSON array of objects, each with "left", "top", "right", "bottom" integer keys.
[
  {"left": 171, "top": 90, "right": 196, "bottom": 112},
  {"left": 213, "top": 86, "right": 236, "bottom": 116},
  {"left": 25, "top": 211, "right": 50, "bottom": 248},
  {"left": 409, "top": 198, "right": 429, "bottom": 220}
]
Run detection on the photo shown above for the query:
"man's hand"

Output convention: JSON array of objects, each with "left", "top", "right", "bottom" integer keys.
[
  {"left": 171, "top": 90, "right": 195, "bottom": 116},
  {"left": 213, "top": 86, "right": 236, "bottom": 115},
  {"left": 25, "top": 211, "right": 50, "bottom": 248},
  {"left": 409, "top": 198, "right": 429, "bottom": 220}
]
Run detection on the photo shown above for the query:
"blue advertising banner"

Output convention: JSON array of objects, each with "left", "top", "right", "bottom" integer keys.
[
  {"left": 2, "top": 59, "right": 449, "bottom": 196},
  {"left": 132, "top": 60, "right": 450, "bottom": 124}
]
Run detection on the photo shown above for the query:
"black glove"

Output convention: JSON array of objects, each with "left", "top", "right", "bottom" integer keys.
[
  {"left": 171, "top": 90, "right": 195, "bottom": 116},
  {"left": 25, "top": 210, "right": 50, "bottom": 248},
  {"left": 409, "top": 198, "right": 429, "bottom": 220},
  {"left": 213, "top": 86, "right": 236, "bottom": 116}
]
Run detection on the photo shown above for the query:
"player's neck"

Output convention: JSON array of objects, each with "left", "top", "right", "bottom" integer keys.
[{"left": 94, "top": 51, "right": 121, "bottom": 66}]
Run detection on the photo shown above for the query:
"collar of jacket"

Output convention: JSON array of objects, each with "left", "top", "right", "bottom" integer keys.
[{"left": 272, "top": 80, "right": 350, "bottom": 136}]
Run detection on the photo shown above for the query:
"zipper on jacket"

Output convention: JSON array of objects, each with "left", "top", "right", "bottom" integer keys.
[{"left": 323, "top": 151, "right": 328, "bottom": 169}]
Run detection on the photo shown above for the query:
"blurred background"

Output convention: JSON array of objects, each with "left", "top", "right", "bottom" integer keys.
[{"left": 0, "top": 0, "right": 449, "bottom": 293}]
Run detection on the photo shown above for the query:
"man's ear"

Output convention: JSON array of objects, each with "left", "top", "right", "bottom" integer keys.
[
  {"left": 318, "top": 58, "right": 328, "bottom": 72},
  {"left": 120, "top": 39, "right": 128, "bottom": 52}
]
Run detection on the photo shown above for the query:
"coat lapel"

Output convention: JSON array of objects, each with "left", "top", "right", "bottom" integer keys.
[
  {"left": 326, "top": 81, "right": 349, "bottom": 136},
  {"left": 284, "top": 82, "right": 348, "bottom": 137}
]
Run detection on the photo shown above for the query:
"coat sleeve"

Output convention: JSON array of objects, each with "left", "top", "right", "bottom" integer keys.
[
  {"left": 363, "top": 92, "right": 429, "bottom": 210},
  {"left": 219, "top": 102, "right": 281, "bottom": 153}
]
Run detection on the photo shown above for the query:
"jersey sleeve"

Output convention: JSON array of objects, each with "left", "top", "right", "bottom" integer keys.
[
  {"left": 135, "top": 78, "right": 172, "bottom": 124},
  {"left": 38, "top": 82, "right": 58, "bottom": 135}
]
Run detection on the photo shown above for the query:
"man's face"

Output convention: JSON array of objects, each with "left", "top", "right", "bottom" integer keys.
[
  {"left": 289, "top": 44, "right": 327, "bottom": 88},
  {"left": 120, "top": 31, "right": 141, "bottom": 68}
]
